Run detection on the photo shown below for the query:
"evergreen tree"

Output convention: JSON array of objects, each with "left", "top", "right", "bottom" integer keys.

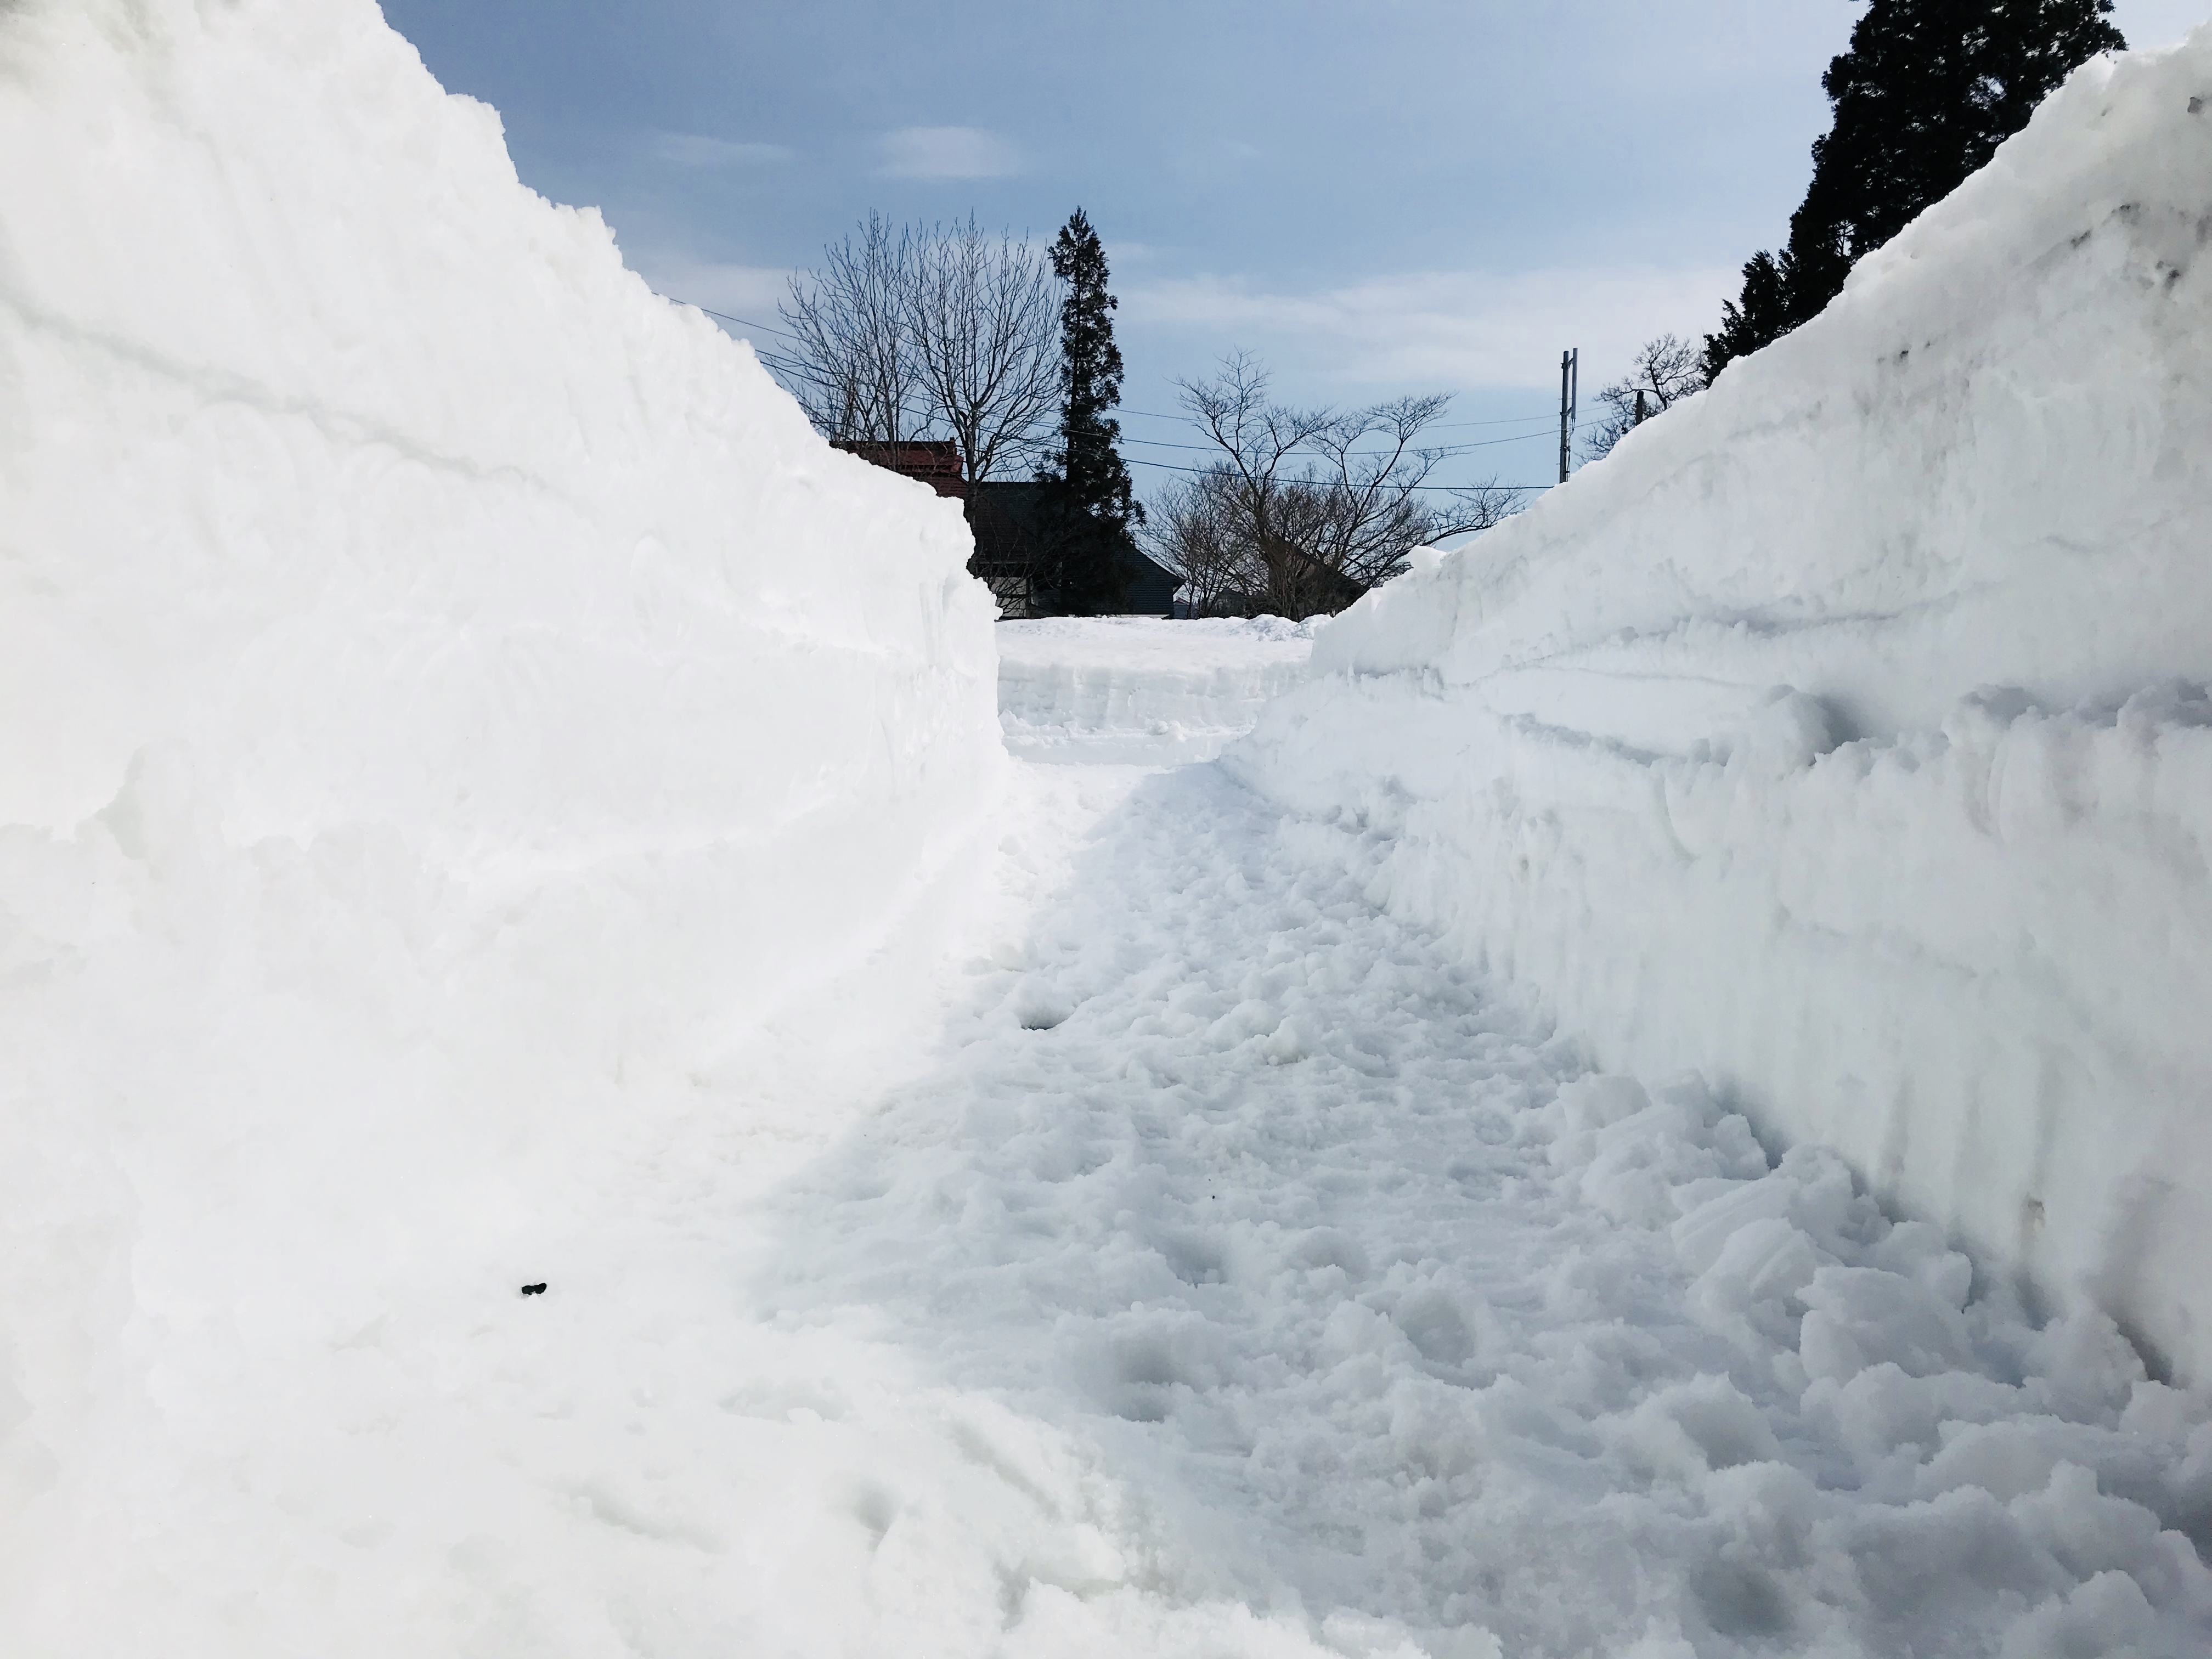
[
  {"left": 1706, "top": 0, "right": 2123, "bottom": 380},
  {"left": 1040, "top": 208, "right": 1141, "bottom": 614}
]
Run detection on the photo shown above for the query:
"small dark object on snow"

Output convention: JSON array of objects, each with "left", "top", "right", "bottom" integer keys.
[{"left": 520, "top": 1282, "right": 547, "bottom": 1296}]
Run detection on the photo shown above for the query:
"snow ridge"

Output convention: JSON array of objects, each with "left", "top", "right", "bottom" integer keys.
[
  {"left": 1234, "top": 29, "right": 2212, "bottom": 1387},
  {"left": 0, "top": 1, "right": 1000, "bottom": 1643}
]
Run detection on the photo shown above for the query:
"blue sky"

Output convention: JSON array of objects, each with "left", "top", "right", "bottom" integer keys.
[{"left": 381, "top": 0, "right": 2208, "bottom": 495}]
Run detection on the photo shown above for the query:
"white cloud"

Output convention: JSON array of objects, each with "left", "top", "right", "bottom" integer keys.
[
  {"left": 878, "top": 126, "right": 1024, "bottom": 180},
  {"left": 652, "top": 133, "right": 792, "bottom": 167},
  {"left": 1124, "top": 265, "right": 1739, "bottom": 393}
]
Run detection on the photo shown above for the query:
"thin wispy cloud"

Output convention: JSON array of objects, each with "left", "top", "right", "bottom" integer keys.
[
  {"left": 652, "top": 133, "right": 792, "bottom": 167},
  {"left": 1125, "top": 266, "right": 1739, "bottom": 392},
  {"left": 879, "top": 126, "right": 1023, "bottom": 180}
]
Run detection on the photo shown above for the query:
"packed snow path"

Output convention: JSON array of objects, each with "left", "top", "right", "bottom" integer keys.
[
  {"left": 14, "top": 635, "right": 2203, "bottom": 1658},
  {"left": 739, "top": 741, "right": 2212, "bottom": 1657}
]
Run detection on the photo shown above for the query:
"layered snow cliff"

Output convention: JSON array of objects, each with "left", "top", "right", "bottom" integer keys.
[
  {"left": 0, "top": 0, "right": 998, "bottom": 1640},
  {"left": 1235, "top": 33, "right": 2212, "bottom": 1385}
]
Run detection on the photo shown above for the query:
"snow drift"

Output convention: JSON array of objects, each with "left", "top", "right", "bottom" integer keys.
[
  {"left": 1235, "top": 33, "right": 2212, "bottom": 1386},
  {"left": 0, "top": 0, "right": 998, "bottom": 1643},
  {"left": 997, "top": 616, "right": 1314, "bottom": 763}
]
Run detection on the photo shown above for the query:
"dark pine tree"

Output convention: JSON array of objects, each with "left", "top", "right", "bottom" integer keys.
[
  {"left": 1706, "top": 0, "right": 2124, "bottom": 380},
  {"left": 1040, "top": 208, "right": 1142, "bottom": 615}
]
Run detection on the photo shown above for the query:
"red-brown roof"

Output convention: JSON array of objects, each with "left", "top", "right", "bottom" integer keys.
[{"left": 833, "top": 440, "right": 967, "bottom": 501}]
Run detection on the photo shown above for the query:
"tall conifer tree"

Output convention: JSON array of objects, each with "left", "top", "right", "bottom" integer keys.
[
  {"left": 1040, "top": 209, "right": 1140, "bottom": 614},
  {"left": 1707, "top": 0, "right": 2124, "bottom": 379}
]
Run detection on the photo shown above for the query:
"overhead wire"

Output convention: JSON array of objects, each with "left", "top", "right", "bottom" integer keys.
[
  {"left": 1122, "top": 454, "right": 1557, "bottom": 491},
  {"left": 1122, "top": 424, "right": 1583, "bottom": 457},
  {"left": 659, "top": 288, "right": 1599, "bottom": 483},
  {"left": 656, "top": 302, "right": 1564, "bottom": 436},
  {"left": 659, "top": 295, "right": 809, "bottom": 346},
  {"left": 1120, "top": 406, "right": 1564, "bottom": 432}
]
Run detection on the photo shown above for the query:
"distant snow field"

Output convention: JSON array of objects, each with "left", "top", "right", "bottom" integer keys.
[{"left": 997, "top": 616, "right": 1315, "bottom": 763}]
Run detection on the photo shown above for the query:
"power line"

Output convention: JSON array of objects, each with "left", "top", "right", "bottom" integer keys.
[
  {"left": 1120, "top": 425, "right": 1592, "bottom": 470},
  {"left": 1434, "top": 411, "right": 1560, "bottom": 430},
  {"left": 665, "top": 297, "right": 1569, "bottom": 433},
  {"left": 658, "top": 293, "right": 809, "bottom": 347},
  {"left": 1118, "top": 404, "right": 1560, "bottom": 431},
  {"left": 663, "top": 289, "right": 1599, "bottom": 470},
  {"left": 1122, "top": 405, "right": 1562, "bottom": 431},
  {"left": 1124, "top": 420, "right": 1602, "bottom": 456},
  {"left": 747, "top": 345, "right": 1595, "bottom": 464},
  {"left": 1122, "top": 454, "right": 1555, "bottom": 490}
]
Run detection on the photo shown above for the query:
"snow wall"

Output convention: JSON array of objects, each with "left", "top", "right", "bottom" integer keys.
[
  {"left": 998, "top": 616, "right": 1314, "bottom": 763},
  {"left": 0, "top": 0, "right": 999, "bottom": 1624},
  {"left": 1234, "top": 35, "right": 2212, "bottom": 1386}
]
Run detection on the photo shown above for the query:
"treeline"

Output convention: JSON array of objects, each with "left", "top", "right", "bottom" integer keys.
[
  {"left": 772, "top": 210, "right": 1512, "bottom": 618},
  {"left": 768, "top": 3, "right": 2129, "bottom": 618},
  {"left": 1152, "top": 354, "right": 1519, "bottom": 618},
  {"left": 1596, "top": 0, "right": 2125, "bottom": 458},
  {"left": 774, "top": 208, "right": 1141, "bottom": 614}
]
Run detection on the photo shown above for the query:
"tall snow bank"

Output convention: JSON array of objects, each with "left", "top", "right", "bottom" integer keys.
[
  {"left": 0, "top": 0, "right": 998, "bottom": 1638},
  {"left": 1234, "top": 34, "right": 2212, "bottom": 1384},
  {"left": 998, "top": 616, "right": 1314, "bottom": 763}
]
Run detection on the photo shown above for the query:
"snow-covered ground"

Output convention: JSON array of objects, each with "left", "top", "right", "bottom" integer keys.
[
  {"left": 5, "top": 1, "right": 2209, "bottom": 1653},
  {"left": 998, "top": 617, "right": 1314, "bottom": 764},
  {"left": 20, "top": 686, "right": 2204, "bottom": 1655},
  {"left": 761, "top": 740, "right": 2212, "bottom": 1658}
]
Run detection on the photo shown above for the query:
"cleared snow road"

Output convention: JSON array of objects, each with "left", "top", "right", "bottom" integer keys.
[{"left": 730, "top": 623, "right": 2212, "bottom": 1657}]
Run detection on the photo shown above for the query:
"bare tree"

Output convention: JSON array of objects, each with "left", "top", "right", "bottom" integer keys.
[
  {"left": 1583, "top": 332, "right": 1705, "bottom": 461},
  {"left": 778, "top": 212, "right": 923, "bottom": 445},
  {"left": 776, "top": 213, "right": 1059, "bottom": 487},
  {"left": 1172, "top": 352, "right": 1338, "bottom": 614},
  {"left": 1297, "top": 397, "right": 1521, "bottom": 595},
  {"left": 1143, "top": 464, "right": 1247, "bottom": 618},
  {"left": 907, "top": 216, "right": 1060, "bottom": 487},
  {"left": 1156, "top": 353, "right": 1523, "bottom": 616}
]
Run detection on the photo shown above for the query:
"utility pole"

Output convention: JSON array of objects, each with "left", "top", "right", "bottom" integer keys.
[{"left": 1558, "top": 347, "right": 1578, "bottom": 484}]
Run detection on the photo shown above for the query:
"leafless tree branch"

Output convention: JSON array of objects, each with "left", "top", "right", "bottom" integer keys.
[
  {"left": 776, "top": 214, "right": 1060, "bottom": 489},
  {"left": 778, "top": 212, "right": 924, "bottom": 445},
  {"left": 906, "top": 216, "right": 1060, "bottom": 485},
  {"left": 1583, "top": 332, "right": 1706, "bottom": 462},
  {"left": 1154, "top": 354, "right": 1525, "bottom": 616}
]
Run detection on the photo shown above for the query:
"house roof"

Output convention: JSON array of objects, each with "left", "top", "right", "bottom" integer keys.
[{"left": 833, "top": 439, "right": 967, "bottom": 500}]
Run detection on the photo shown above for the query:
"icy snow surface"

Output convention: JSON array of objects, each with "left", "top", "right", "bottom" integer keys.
[
  {"left": 1237, "top": 30, "right": 2212, "bottom": 1389},
  {"left": 997, "top": 616, "right": 1315, "bottom": 764}
]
